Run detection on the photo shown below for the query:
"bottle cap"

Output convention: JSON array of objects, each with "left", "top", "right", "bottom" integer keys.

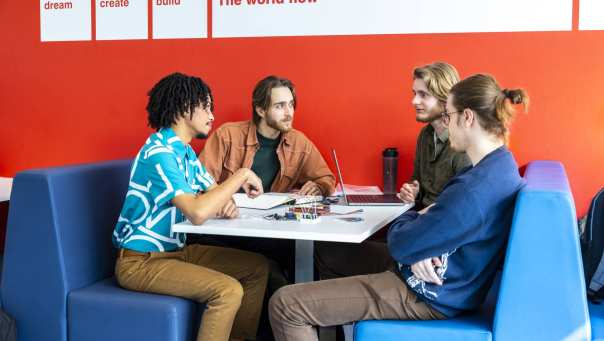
[{"left": 382, "top": 147, "right": 399, "bottom": 157}]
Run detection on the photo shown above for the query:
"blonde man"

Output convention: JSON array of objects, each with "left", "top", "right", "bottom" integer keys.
[
  {"left": 315, "top": 62, "right": 471, "bottom": 281},
  {"left": 399, "top": 62, "right": 471, "bottom": 209}
]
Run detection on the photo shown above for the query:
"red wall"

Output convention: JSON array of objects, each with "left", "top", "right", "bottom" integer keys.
[{"left": 1, "top": 1, "right": 603, "bottom": 215}]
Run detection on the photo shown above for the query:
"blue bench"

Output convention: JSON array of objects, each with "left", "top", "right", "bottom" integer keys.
[
  {"left": 1, "top": 159, "right": 598, "bottom": 340},
  {"left": 1, "top": 160, "right": 201, "bottom": 341},
  {"left": 590, "top": 303, "right": 604, "bottom": 341},
  {"left": 354, "top": 161, "right": 591, "bottom": 341}
]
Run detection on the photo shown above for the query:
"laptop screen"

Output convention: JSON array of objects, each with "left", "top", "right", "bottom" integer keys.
[{"left": 331, "top": 149, "right": 349, "bottom": 205}]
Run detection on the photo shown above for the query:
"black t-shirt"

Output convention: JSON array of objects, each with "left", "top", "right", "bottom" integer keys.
[{"left": 251, "top": 132, "right": 281, "bottom": 192}]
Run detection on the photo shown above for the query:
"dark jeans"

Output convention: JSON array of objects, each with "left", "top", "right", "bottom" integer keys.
[{"left": 314, "top": 239, "right": 396, "bottom": 280}]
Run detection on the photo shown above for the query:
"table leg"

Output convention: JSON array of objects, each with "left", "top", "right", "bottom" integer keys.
[{"left": 295, "top": 239, "right": 314, "bottom": 283}]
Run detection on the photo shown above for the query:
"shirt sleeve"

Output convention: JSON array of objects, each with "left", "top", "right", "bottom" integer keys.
[
  {"left": 146, "top": 152, "right": 196, "bottom": 207},
  {"left": 299, "top": 140, "right": 336, "bottom": 196},
  {"left": 387, "top": 178, "right": 484, "bottom": 265}
]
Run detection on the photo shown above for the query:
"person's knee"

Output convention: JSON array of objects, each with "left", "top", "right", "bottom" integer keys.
[
  {"left": 268, "top": 286, "right": 284, "bottom": 319},
  {"left": 269, "top": 285, "right": 294, "bottom": 319},
  {"left": 210, "top": 276, "right": 244, "bottom": 309},
  {"left": 223, "top": 278, "right": 245, "bottom": 302}
]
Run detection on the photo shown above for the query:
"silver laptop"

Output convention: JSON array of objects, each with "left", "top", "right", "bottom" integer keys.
[{"left": 332, "top": 149, "right": 407, "bottom": 206}]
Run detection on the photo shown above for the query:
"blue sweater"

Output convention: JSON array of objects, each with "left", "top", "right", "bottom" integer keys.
[{"left": 387, "top": 146, "right": 524, "bottom": 317}]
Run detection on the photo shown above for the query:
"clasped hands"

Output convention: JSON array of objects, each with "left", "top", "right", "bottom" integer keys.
[
  {"left": 397, "top": 180, "right": 420, "bottom": 203},
  {"left": 410, "top": 257, "right": 443, "bottom": 285}
]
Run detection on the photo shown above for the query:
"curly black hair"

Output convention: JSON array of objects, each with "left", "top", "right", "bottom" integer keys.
[{"left": 147, "top": 72, "right": 213, "bottom": 130}]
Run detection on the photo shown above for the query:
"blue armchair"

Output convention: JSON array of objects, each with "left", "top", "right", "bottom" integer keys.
[
  {"left": 354, "top": 161, "right": 591, "bottom": 341},
  {"left": 1, "top": 160, "right": 201, "bottom": 341}
]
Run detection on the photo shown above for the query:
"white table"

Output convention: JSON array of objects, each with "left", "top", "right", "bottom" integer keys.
[
  {"left": 0, "top": 177, "right": 13, "bottom": 202},
  {"left": 172, "top": 204, "right": 412, "bottom": 283}
]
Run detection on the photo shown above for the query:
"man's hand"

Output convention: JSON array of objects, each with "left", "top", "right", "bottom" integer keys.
[
  {"left": 397, "top": 180, "right": 420, "bottom": 203},
  {"left": 410, "top": 257, "right": 443, "bottom": 285},
  {"left": 298, "top": 181, "right": 322, "bottom": 196},
  {"left": 241, "top": 171, "right": 263, "bottom": 198},
  {"left": 216, "top": 198, "right": 239, "bottom": 219}
]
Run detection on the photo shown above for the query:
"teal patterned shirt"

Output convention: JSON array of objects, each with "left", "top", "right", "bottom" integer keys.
[{"left": 112, "top": 128, "right": 215, "bottom": 252}]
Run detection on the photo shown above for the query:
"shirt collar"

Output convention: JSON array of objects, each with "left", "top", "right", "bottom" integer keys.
[
  {"left": 245, "top": 121, "right": 260, "bottom": 146},
  {"left": 157, "top": 127, "right": 192, "bottom": 159},
  {"left": 436, "top": 129, "right": 449, "bottom": 143},
  {"left": 281, "top": 130, "right": 292, "bottom": 146}
]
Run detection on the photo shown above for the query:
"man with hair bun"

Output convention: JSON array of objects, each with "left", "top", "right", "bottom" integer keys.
[{"left": 268, "top": 74, "right": 528, "bottom": 341}]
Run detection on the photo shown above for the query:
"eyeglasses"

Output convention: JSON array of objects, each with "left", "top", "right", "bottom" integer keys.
[{"left": 441, "top": 110, "right": 462, "bottom": 125}]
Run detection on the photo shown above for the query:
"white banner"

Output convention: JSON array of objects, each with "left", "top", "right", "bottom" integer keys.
[
  {"left": 580, "top": 0, "right": 604, "bottom": 30},
  {"left": 153, "top": 0, "right": 208, "bottom": 39},
  {"left": 96, "top": 0, "right": 148, "bottom": 40},
  {"left": 40, "top": 0, "right": 91, "bottom": 41},
  {"left": 213, "top": 0, "right": 573, "bottom": 38}
]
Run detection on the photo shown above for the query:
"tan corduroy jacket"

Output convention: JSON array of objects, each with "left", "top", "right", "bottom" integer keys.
[{"left": 199, "top": 120, "right": 336, "bottom": 196}]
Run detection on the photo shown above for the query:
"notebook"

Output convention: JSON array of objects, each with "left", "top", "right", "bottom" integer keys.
[
  {"left": 331, "top": 149, "right": 407, "bottom": 206},
  {"left": 232, "top": 192, "right": 322, "bottom": 210}
]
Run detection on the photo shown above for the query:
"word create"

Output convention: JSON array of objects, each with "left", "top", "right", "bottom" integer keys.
[
  {"left": 44, "top": 1, "right": 73, "bottom": 9},
  {"left": 99, "top": 0, "right": 130, "bottom": 8}
]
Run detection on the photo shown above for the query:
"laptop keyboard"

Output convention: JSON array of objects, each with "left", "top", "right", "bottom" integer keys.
[{"left": 347, "top": 194, "right": 400, "bottom": 203}]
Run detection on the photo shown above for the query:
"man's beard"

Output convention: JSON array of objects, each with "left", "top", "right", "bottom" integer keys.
[
  {"left": 195, "top": 133, "right": 208, "bottom": 139},
  {"left": 415, "top": 110, "right": 442, "bottom": 123},
  {"left": 266, "top": 115, "right": 293, "bottom": 132}
]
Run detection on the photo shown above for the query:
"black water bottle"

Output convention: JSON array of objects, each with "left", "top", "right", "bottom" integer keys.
[{"left": 383, "top": 148, "right": 399, "bottom": 194}]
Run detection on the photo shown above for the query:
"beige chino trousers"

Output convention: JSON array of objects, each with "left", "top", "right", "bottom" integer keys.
[
  {"left": 115, "top": 244, "right": 269, "bottom": 341},
  {"left": 269, "top": 271, "right": 445, "bottom": 341}
]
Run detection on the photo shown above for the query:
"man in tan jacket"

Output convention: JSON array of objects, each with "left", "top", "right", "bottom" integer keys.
[
  {"left": 193, "top": 76, "right": 336, "bottom": 338},
  {"left": 199, "top": 75, "right": 335, "bottom": 196}
]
